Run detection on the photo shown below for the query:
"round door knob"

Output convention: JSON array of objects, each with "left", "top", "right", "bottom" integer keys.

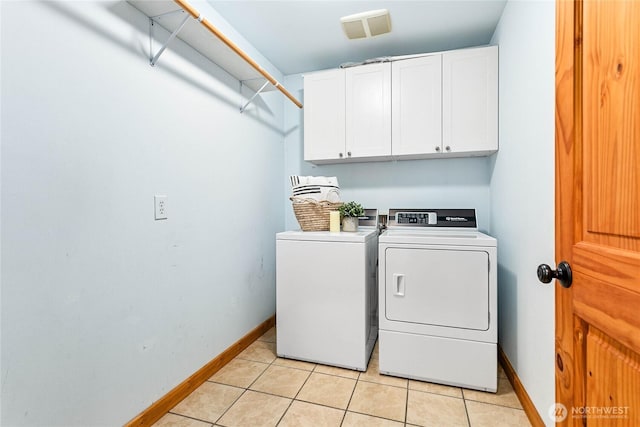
[
  {"left": 435, "top": 146, "right": 441, "bottom": 152},
  {"left": 347, "top": 151, "right": 352, "bottom": 157},
  {"left": 445, "top": 146, "right": 451, "bottom": 152},
  {"left": 339, "top": 152, "right": 343, "bottom": 158},
  {"left": 537, "top": 261, "right": 573, "bottom": 288}
]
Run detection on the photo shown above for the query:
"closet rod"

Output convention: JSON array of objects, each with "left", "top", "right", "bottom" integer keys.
[{"left": 173, "top": 0, "right": 303, "bottom": 109}]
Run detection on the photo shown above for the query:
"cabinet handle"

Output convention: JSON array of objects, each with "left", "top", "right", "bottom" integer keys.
[
  {"left": 339, "top": 152, "right": 344, "bottom": 158},
  {"left": 445, "top": 146, "right": 451, "bottom": 152},
  {"left": 347, "top": 151, "right": 352, "bottom": 157},
  {"left": 435, "top": 146, "right": 441, "bottom": 152}
]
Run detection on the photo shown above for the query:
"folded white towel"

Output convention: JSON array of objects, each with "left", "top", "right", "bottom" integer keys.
[{"left": 290, "top": 176, "right": 341, "bottom": 203}]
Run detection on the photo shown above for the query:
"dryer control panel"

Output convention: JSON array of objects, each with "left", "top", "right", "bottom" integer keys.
[
  {"left": 388, "top": 209, "right": 477, "bottom": 228},
  {"left": 396, "top": 211, "right": 437, "bottom": 225}
]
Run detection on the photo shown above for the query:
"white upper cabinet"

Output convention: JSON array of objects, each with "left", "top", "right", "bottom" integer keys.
[
  {"left": 303, "top": 45, "right": 498, "bottom": 164},
  {"left": 391, "top": 55, "right": 442, "bottom": 157},
  {"left": 442, "top": 46, "right": 498, "bottom": 155},
  {"left": 303, "top": 68, "right": 345, "bottom": 162},
  {"left": 345, "top": 62, "right": 392, "bottom": 160},
  {"left": 303, "top": 63, "right": 391, "bottom": 163}
]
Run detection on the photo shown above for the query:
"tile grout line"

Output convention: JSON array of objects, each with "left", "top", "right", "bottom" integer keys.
[
  {"left": 246, "top": 345, "right": 309, "bottom": 427},
  {"left": 253, "top": 351, "right": 297, "bottom": 426},
  {"left": 463, "top": 398, "right": 525, "bottom": 410},
  {"left": 212, "top": 385, "right": 248, "bottom": 426},
  {"left": 462, "top": 394, "right": 472, "bottom": 427},
  {"left": 345, "top": 367, "right": 410, "bottom": 425},
  {"left": 278, "top": 366, "right": 346, "bottom": 427},
  {"left": 274, "top": 395, "right": 295, "bottom": 426},
  {"left": 404, "top": 386, "right": 410, "bottom": 425},
  {"left": 290, "top": 368, "right": 351, "bottom": 424},
  {"left": 246, "top": 354, "right": 277, "bottom": 390},
  {"left": 215, "top": 335, "right": 279, "bottom": 427},
  {"left": 166, "top": 411, "right": 215, "bottom": 426},
  {"left": 345, "top": 408, "right": 407, "bottom": 425},
  {"left": 338, "top": 367, "right": 361, "bottom": 426},
  {"left": 290, "top": 362, "right": 315, "bottom": 401}
]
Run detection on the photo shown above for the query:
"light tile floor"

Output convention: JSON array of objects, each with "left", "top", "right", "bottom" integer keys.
[{"left": 154, "top": 328, "right": 531, "bottom": 427}]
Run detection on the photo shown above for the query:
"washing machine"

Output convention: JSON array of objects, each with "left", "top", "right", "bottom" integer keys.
[
  {"left": 276, "top": 210, "right": 378, "bottom": 371},
  {"left": 378, "top": 208, "right": 497, "bottom": 392}
]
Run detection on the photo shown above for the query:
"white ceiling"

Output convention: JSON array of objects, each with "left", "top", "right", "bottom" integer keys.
[{"left": 208, "top": 0, "right": 507, "bottom": 75}]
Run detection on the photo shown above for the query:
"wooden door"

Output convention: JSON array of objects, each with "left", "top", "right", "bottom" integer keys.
[{"left": 555, "top": 1, "right": 640, "bottom": 425}]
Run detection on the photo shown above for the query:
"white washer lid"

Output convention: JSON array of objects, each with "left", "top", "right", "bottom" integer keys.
[{"left": 277, "top": 227, "right": 378, "bottom": 243}]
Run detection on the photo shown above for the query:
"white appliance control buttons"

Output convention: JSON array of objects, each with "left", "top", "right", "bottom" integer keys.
[{"left": 427, "top": 212, "right": 437, "bottom": 224}]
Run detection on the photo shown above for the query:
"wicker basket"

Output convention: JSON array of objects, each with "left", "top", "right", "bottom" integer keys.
[{"left": 290, "top": 198, "right": 343, "bottom": 231}]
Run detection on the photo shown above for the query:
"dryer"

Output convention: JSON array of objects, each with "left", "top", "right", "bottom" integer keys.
[{"left": 378, "top": 209, "right": 497, "bottom": 392}]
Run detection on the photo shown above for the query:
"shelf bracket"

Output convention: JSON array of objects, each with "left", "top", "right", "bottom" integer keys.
[
  {"left": 240, "top": 80, "right": 271, "bottom": 113},
  {"left": 132, "top": 0, "right": 302, "bottom": 108},
  {"left": 148, "top": 10, "right": 193, "bottom": 67}
]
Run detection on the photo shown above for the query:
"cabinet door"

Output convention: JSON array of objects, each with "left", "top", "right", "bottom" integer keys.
[
  {"left": 442, "top": 46, "right": 498, "bottom": 155},
  {"left": 345, "top": 63, "right": 392, "bottom": 159},
  {"left": 303, "top": 69, "right": 346, "bottom": 161},
  {"left": 392, "top": 55, "right": 442, "bottom": 156}
]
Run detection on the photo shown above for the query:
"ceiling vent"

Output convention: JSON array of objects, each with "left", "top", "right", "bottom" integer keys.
[{"left": 340, "top": 9, "right": 391, "bottom": 40}]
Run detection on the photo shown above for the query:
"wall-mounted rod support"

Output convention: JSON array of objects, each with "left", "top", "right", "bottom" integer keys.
[
  {"left": 150, "top": 12, "right": 190, "bottom": 66},
  {"left": 172, "top": 0, "right": 303, "bottom": 109},
  {"left": 240, "top": 80, "right": 271, "bottom": 113}
]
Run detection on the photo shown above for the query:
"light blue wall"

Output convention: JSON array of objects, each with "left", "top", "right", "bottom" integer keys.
[
  {"left": 0, "top": 1, "right": 557, "bottom": 425},
  {"left": 490, "top": 1, "right": 556, "bottom": 424},
  {"left": 1, "top": 1, "right": 284, "bottom": 425},
  {"left": 283, "top": 74, "right": 492, "bottom": 232}
]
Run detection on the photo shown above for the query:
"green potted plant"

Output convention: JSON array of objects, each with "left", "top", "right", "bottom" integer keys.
[{"left": 338, "top": 201, "right": 365, "bottom": 232}]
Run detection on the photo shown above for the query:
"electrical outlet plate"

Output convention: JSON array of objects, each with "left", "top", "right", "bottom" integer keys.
[{"left": 154, "top": 195, "right": 167, "bottom": 220}]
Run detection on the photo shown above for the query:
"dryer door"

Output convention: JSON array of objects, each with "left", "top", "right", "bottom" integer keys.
[{"left": 384, "top": 247, "right": 489, "bottom": 330}]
